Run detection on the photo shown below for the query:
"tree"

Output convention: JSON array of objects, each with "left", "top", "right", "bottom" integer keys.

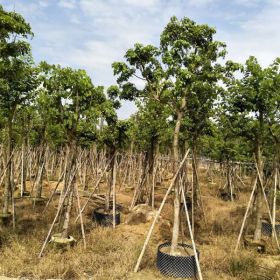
[
  {"left": 225, "top": 56, "right": 279, "bottom": 241},
  {"left": 112, "top": 43, "right": 170, "bottom": 206},
  {"left": 100, "top": 85, "right": 130, "bottom": 213},
  {"left": 265, "top": 58, "right": 280, "bottom": 169},
  {"left": 0, "top": 5, "right": 38, "bottom": 216},
  {"left": 39, "top": 62, "right": 105, "bottom": 238},
  {"left": 160, "top": 16, "right": 226, "bottom": 253}
]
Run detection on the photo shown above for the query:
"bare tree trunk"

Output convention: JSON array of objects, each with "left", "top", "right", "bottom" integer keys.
[
  {"left": 20, "top": 137, "right": 27, "bottom": 196},
  {"left": 192, "top": 144, "right": 200, "bottom": 207},
  {"left": 147, "top": 138, "right": 157, "bottom": 206},
  {"left": 170, "top": 103, "right": 185, "bottom": 255},
  {"left": 35, "top": 146, "right": 46, "bottom": 199},
  {"left": 61, "top": 139, "right": 77, "bottom": 238},
  {"left": 3, "top": 119, "right": 13, "bottom": 215},
  {"left": 105, "top": 148, "right": 115, "bottom": 213},
  {"left": 253, "top": 141, "right": 263, "bottom": 242},
  {"left": 226, "top": 158, "right": 231, "bottom": 195},
  {"left": 62, "top": 188, "right": 74, "bottom": 238}
]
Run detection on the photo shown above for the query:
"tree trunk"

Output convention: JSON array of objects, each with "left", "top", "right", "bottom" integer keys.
[
  {"left": 62, "top": 188, "right": 74, "bottom": 238},
  {"left": 105, "top": 148, "right": 115, "bottom": 213},
  {"left": 170, "top": 106, "right": 184, "bottom": 255},
  {"left": 61, "top": 139, "right": 77, "bottom": 238},
  {"left": 192, "top": 144, "right": 200, "bottom": 207},
  {"left": 253, "top": 140, "right": 263, "bottom": 242},
  {"left": 147, "top": 137, "right": 157, "bottom": 206},
  {"left": 3, "top": 119, "right": 13, "bottom": 215},
  {"left": 20, "top": 137, "right": 27, "bottom": 195},
  {"left": 35, "top": 146, "right": 45, "bottom": 199}
]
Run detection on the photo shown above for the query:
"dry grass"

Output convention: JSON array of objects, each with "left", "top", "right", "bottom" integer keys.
[{"left": 0, "top": 171, "right": 279, "bottom": 280}]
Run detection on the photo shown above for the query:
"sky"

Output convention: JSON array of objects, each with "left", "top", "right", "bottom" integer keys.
[{"left": 1, "top": 0, "right": 280, "bottom": 118}]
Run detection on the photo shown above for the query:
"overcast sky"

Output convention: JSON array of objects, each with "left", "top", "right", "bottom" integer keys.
[{"left": 1, "top": 0, "right": 280, "bottom": 118}]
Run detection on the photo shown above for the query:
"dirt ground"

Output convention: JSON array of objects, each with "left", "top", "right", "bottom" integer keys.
[{"left": 0, "top": 169, "right": 279, "bottom": 280}]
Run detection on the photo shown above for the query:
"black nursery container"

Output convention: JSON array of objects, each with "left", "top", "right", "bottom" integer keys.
[
  {"left": 219, "top": 190, "right": 237, "bottom": 201},
  {"left": 261, "top": 219, "right": 280, "bottom": 237},
  {"left": 92, "top": 207, "right": 121, "bottom": 227},
  {"left": 156, "top": 242, "right": 199, "bottom": 278}
]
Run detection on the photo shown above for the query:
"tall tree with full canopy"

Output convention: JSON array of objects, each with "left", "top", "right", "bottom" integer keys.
[
  {"left": 39, "top": 62, "right": 106, "bottom": 238},
  {"left": 160, "top": 16, "right": 226, "bottom": 254},
  {"left": 100, "top": 85, "right": 130, "bottom": 213},
  {"left": 112, "top": 43, "right": 170, "bottom": 206},
  {"left": 0, "top": 5, "right": 38, "bottom": 216},
  {"left": 225, "top": 56, "right": 279, "bottom": 242},
  {"left": 265, "top": 58, "right": 280, "bottom": 169}
]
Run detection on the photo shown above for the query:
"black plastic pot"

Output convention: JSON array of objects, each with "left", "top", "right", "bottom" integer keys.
[
  {"left": 156, "top": 242, "right": 199, "bottom": 278},
  {"left": 92, "top": 207, "right": 120, "bottom": 227},
  {"left": 261, "top": 219, "right": 280, "bottom": 237},
  {"left": 0, "top": 212, "right": 12, "bottom": 226},
  {"left": 22, "top": 191, "right": 30, "bottom": 197},
  {"left": 180, "top": 194, "right": 192, "bottom": 210},
  {"left": 219, "top": 190, "right": 237, "bottom": 201}
]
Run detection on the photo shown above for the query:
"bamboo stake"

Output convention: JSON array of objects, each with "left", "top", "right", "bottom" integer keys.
[
  {"left": 272, "top": 169, "right": 277, "bottom": 238},
  {"left": 234, "top": 178, "right": 257, "bottom": 253},
  {"left": 20, "top": 143, "right": 25, "bottom": 197},
  {"left": 191, "top": 168, "right": 194, "bottom": 236},
  {"left": 151, "top": 161, "right": 158, "bottom": 209},
  {"left": 42, "top": 170, "right": 65, "bottom": 214},
  {"left": 38, "top": 170, "right": 76, "bottom": 258},
  {"left": 133, "top": 149, "right": 190, "bottom": 273},
  {"left": 254, "top": 159, "right": 280, "bottom": 251},
  {"left": 74, "top": 156, "right": 114, "bottom": 223},
  {"left": 75, "top": 184, "right": 86, "bottom": 248},
  {"left": 112, "top": 155, "right": 117, "bottom": 229},
  {"left": 181, "top": 185, "right": 203, "bottom": 280}
]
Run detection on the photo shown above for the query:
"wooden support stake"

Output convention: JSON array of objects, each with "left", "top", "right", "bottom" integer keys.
[
  {"left": 133, "top": 149, "right": 190, "bottom": 273},
  {"left": 112, "top": 155, "right": 117, "bottom": 229},
  {"left": 74, "top": 156, "right": 113, "bottom": 223},
  {"left": 254, "top": 160, "right": 280, "bottom": 251},
  {"left": 75, "top": 184, "right": 86, "bottom": 248},
  {"left": 234, "top": 178, "right": 257, "bottom": 253},
  {"left": 181, "top": 185, "right": 203, "bottom": 280},
  {"left": 38, "top": 170, "right": 76, "bottom": 258}
]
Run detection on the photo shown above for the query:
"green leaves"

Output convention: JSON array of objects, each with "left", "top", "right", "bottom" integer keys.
[
  {"left": 38, "top": 62, "right": 106, "bottom": 144},
  {"left": 0, "top": 5, "right": 33, "bottom": 39},
  {"left": 0, "top": 5, "right": 36, "bottom": 117},
  {"left": 112, "top": 62, "right": 135, "bottom": 84}
]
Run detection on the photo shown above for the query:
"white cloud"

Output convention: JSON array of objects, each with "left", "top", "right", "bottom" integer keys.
[
  {"left": 58, "top": 0, "right": 77, "bottom": 9},
  {"left": 38, "top": 1, "right": 50, "bottom": 8},
  {"left": 188, "top": 0, "right": 215, "bottom": 7},
  {"left": 3, "top": 0, "right": 280, "bottom": 119},
  {"left": 123, "top": 0, "right": 160, "bottom": 8},
  {"left": 234, "top": 0, "right": 262, "bottom": 7},
  {"left": 70, "top": 15, "right": 81, "bottom": 24},
  {"left": 219, "top": 2, "right": 280, "bottom": 66}
]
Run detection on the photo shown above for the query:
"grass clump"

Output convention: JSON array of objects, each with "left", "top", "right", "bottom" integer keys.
[{"left": 229, "top": 256, "right": 257, "bottom": 277}]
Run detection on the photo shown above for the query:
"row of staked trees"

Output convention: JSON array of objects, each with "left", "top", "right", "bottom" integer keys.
[{"left": 0, "top": 5, "right": 280, "bottom": 251}]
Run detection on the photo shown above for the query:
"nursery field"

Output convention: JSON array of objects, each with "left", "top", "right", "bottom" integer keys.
[
  {"left": 1, "top": 3, "right": 280, "bottom": 280},
  {"left": 0, "top": 156, "right": 279, "bottom": 280}
]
